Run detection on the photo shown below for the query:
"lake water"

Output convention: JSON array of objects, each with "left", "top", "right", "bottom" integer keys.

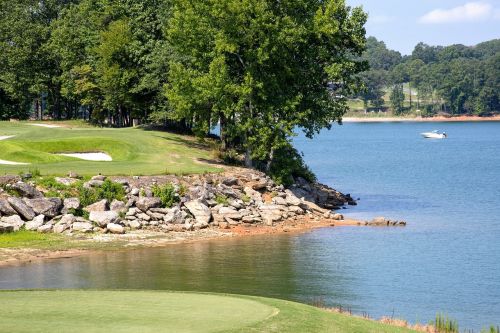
[{"left": 1, "top": 122, "right": 499, "bottom": 330}]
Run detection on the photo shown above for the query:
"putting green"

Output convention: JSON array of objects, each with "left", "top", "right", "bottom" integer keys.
[
  {"left": 0, "top": 291, "right": 277, "bottom": 333},
  {"left": 0, "top": 121, "right": 221, "bottom": 175}
]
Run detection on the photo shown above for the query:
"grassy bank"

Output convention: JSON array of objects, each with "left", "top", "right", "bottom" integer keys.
[
  {"left": 0, "top": 290, "right": 417, "bottom": 333},
  {"left": 0, "top": 121, "right": 221, "bottom": 176}
]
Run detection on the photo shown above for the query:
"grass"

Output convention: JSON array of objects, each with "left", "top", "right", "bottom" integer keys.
[
  {"left": 0, "top": 290, "right": 418, "bottom": 333},
  {"left": 0, "top": 121, "right": 222, "bottom": 176},
  {"left": 0, "top": 230, "right": 67, "bottom": 249}
]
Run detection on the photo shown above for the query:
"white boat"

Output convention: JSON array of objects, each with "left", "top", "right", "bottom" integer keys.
[{"left": 421, "top": 130, "right": 447, "bottom": 139}]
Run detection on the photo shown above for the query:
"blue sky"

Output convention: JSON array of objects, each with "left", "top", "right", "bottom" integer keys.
[{"left": 346, "top": 0, "right": 500, "bottom": 55}]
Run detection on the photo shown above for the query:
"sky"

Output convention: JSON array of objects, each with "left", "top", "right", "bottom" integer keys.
[{"left": 346, "top": 0, "right": 500, "bottom": 55}]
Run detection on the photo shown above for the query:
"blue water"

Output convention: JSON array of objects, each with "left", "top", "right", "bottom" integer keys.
[
  {"left": 293, "top": 122, "right": 500, "bottom": 329},
  {"left": 0, "top": 122, "right": 499, "bottom": 330}
]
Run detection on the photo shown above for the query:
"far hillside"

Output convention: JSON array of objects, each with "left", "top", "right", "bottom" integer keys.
[{"left": 351, "top": 37, "right": 500, "bottom": 117}]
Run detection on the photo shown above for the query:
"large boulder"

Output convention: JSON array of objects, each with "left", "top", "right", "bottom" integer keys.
[
  {"left": 7, "top": 197, "right": 36, "bottom": 220},
  {"left": 55, "top": 177, "right": 78, "bottom": 186},
  {"left": 107, "top": 223, "right": 125, "bottom": 234},
  {"left": 25, "top": 198, "right": 62, "bottom": 218},
  {"left": 71, "top": 222, "right": 93, "bottom": 233},
  {"left": 1, "top": 215, "right": 25, "bottom": 231},
  {"left": 217, "top": 207, "right": 243, "bottom": 220},
  {"left": 37, "top": 224, "right": 53, "bottom": 233},
  {"left": 184, "top": 200, "right": 211, "bottom": 224},
  {"left": 84, "top": 199, "right": 108, "bottom": 212},
  {"left": 25, "top": 215, "right": 45, "bottom": 231},
  {"left": 0, "top": 222, "right": 14, "bottom": 233},
  {"left": 0, "top": 198, "right": 17, "bottom": 216},
  {"left": 163, "top": 207, "right": 184, "bottom": 224},
  {"left": 110, "top": 199, "right": 126, "bottom": 212},
  {"left": 135, "top": 197, "right": 161, "bottom": 212},
  {"left": 11, "top": 182, "right": 43, "bottom": 198},
  {"left": 62, "top": 198, "right": 80, "bottom": 214},
  {"left": 89, "top": 211, "right": 119, "bottom": 227}
]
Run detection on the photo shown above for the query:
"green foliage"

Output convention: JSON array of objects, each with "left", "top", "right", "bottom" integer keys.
[
  {"left": 433, "top": 314, "right": 459, "bottom": 333},
  {"left": 268, "top": 144, "right": 317, "bottom": 187},
  {"left": 215, "top": 195, "right": 229, "bottom": 206},
  {"left": 152, "top": 183, "right": 179, "bottom": 208},
  {"left": 77, "top": 179, "right": 125, "bottom": 207},
  {"left": 390, "top": 84, "right": 405, "bottom": 115},
  {"left": 481, "top": 326, "right": 500, "bottom": 333},
  {"left": 241, "top": 195, "right": 251, "bottom": 204}
]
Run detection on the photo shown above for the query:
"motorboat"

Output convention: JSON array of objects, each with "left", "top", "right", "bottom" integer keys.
[{"left": 421, "top": 130, "right": 447, "bottom": 139}]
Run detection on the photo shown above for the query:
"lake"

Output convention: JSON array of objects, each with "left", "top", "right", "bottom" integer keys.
[{"left": 1, "top": 122, "right": 499, "bottom": 330}]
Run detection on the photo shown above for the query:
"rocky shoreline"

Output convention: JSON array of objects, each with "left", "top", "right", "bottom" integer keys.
[{"left": 0, "top": 168, "right": 406, "bottom": 266}]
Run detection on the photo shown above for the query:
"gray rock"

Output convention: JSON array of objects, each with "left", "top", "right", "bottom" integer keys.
[
  {"left": 25, "top": 215, "right": 45, "bottom": 231},
  {"left": 11, "top": 181, "right": 43, "bottom": 198},
  {"left": 0, "top": 198, "right": 17, "bottom": 216},
  {"left": 272, "top": 196, "right": 287, "bottom": 206},
  {"left": 126, "top": 208, "right": 139, "bottom": 216},
  {"left": 89, "top": 211, "right": 119, "bottom": 227},
  {"left": 184, "top": 222, "right": 194, "bottom": 231},
  {"left": 84, "top": 199, "right": 108, "bottom": 212},
  {"left": 1, "top": 215, "right": 25, "bottom": 231},
  {"left": 137, "top": 213, "right": 151, "bottom": 222},
  {"left": 332, "top": 213, "right": 344, "bottom": 221},
  {"left": 130, "top": 188, "right": 140, "bottom": 196},
  {"left": 243, "top": 187, "right": 262, "bottom": 202},
  {"left": 7, "top": 197, "right": 36, "bottom": 220},
  {"left": 68, "top": 171, "right": 80, "bottom": 179},
  {"left": 222, "top": 177, "right": 238, "bottom": 186},
  {"left": 84, "top": 180, "right": 104, "bottom": 188},
  {"left": 194, "top": 222, "right": 209, "bottom": 229},
  {"left": 107, "top": 223, "right": 125, "bottom": 234},
  {"left": 37, "top": 224, "right": 53, "bottom": 233},
  {"left": 55, "top": 177, "right": 78, "bottom": 186},
  {"left": 135, "top": 197, "right": 161, "bottom": 212},
  {"left": 288, "top": 206, "right": 305, "bottom": 214},
  {"left": 150, "top": 208, "right": 171, "bottom": 214},
  {"left": 72, "top": 222, "right": 93, "bottom": 233},
  {"left": 284, "top": 190, "right": 302, "bottom": 206},
  {"left": 25, "top": 198, "right": 62, "bottom": 218},
  {"left": 110, "top": 199, "right": 126, "bottom": 212},
  {"left": 0, "top": 222, "right": 14, "bottom": 233},
  {"left": 163, "top": 207, "right": 184, "bottom": 224},
  {"left": 184, "top": 200, "right": 211, "bottom": 224},
  {"left": 218, "top": 207, "right": 242, "bottom": 220},
  {"left": 60, "top": 214, "right": 76, "bottom": 225},
  {"left": 62, "top": 198, "right": 80, "bottom": 214},
  {"left": 0, "top": 175, "right": 21, "bottom": 186},
  {"left": 91, "top": 175, "right": 106, "bottom": 181},
  {"left": 125, "top": 220, "right": 141, "bottom": 229},
  {"left": 53, "top": 221, "right": 69, "bottom": 234},
  {"left": 218, "top": 221, "right": 230, "bottom": 229},
  {"left": 146, "top": 211, "right": 164, "bottom": 220}
]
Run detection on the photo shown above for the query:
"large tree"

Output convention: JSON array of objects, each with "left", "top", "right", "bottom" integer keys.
[{"left": 165, "top": 0, "right": 367, "bottom": 171}]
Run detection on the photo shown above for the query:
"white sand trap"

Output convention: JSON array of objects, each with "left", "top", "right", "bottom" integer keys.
[
  {"left": 30, "top": 123, "right": 62, "bottom": 128},
  {"left": 0, "top": 159, "right": 29, "bottom": 165},
  {"left": 0, "top": 136, "right": 15, "bottom": 141},
  {"left": 58, "top": 152, "right": 112, "bottom": 161}
]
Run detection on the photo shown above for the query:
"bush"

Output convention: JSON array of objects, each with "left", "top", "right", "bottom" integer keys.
[
  {"left": 77, "top": 179, "right": 125, "bottom": 207},
  {"left": 215, "top": 194, "right": 229, "bottom": 205},
  {"left": 268, "top": 144, "right": 316, "bottom": 187},
  {"left": 152, "top": 183, "right": 179, "bottom": 208}
]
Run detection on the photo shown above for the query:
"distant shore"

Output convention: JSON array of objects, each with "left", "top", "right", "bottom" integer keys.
[{"left": 343, "top": 115, "right": 500, "bottom": 123}]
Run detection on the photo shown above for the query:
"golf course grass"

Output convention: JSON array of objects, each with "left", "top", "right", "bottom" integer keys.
[
  {"left": 0, "top": 290, "right": 417, "bottom": 333},
  {"left": 0, "top": 121, "right": 221, "bottom": 176}
]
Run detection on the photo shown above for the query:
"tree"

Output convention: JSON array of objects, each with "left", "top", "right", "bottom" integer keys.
[
  {"left": 165, "top": 0, "right": 368, "bottom": 172},
  {"left": 390, "top": 84, "right": 405, "bottom": 115}
]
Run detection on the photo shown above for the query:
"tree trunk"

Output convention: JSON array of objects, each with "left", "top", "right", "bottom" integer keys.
[
  {"left": 219, "top": 112, "right": 227, "bottom": 150},
  {"left": 265, "top": 148, "right": 275, "bottom": 174}
]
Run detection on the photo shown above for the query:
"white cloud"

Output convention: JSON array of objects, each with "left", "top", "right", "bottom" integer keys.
[{"left": 419, "top": 2, "right": 495, "bottom": 24}]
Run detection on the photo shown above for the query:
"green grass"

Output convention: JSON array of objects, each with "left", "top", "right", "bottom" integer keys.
[
  {"left": 0, "top": 121, "right": 221, "bottom": 176},
  {"left": 0, "top": 290, "right": 417, "bottom": 333},
  {"left": 0, "top": 230, "right": 66, "bottom": 249}
]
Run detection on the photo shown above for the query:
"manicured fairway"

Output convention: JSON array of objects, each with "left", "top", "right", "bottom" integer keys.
[
  {"left": 0, "top": 121, "right": 221, "bottom": 176},
  {"left": 0, "top": 291, "right": 417, "bottom": 333}
]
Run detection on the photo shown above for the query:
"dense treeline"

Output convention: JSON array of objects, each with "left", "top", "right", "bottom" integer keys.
[
  {"left": 0, "top": 0, "right": 367, "bottom": 183},
  {"left": 358, "top": 37, "right": 500, "bottom": 115}
]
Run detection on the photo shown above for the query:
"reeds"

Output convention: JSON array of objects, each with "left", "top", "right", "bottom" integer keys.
[{"left": 433, "top": 314, "right": 459, "bottom": 333}]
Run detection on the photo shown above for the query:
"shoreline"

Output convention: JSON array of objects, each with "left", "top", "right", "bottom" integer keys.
[
  {"left": 0, "top": 216, "right": 376, "bottom": 268},
  {"left": 342, "top": 115, "right": 500, "bottom": 123}
]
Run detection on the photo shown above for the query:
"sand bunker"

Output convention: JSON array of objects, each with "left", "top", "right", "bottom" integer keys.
[
  {"left": 58, "top": 152, "right": 112, "bottom": 161},
  {"left": 30, "top": 124, "right": 62, "bottom": 128},
  {"left": 0, "top": 159, "right": 29, "bottom": 165},
  {"left": 0, "top": 136, "right": 15, "bottom": 141}
]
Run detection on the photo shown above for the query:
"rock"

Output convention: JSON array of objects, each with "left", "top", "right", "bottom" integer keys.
[
  {"left": 110, "top": 199, "right": 126, "bottom": 212},
  {"left": 222, "top": 177, "right": 238, "bottom": 186},
  {"left": 135, "top": 197, "right": 161, "bottom": 212},
  {"left": 272, "top": 196, "right": 287, "bottom": 206},
  {"left": 126, "top": 208, "right": 139, "bottom": 216},
  {"left": 55, "top": 177, "right": 78, "bottom": 186},
  {"left": 91, "top": 175, "right": 106, "bottom": 181},
  {"left": 53, "top": 221, "right": 69, "bottom": 234},
  {"left": 125, "top": 220, "right": 141, "bottom": 229},
  {"left": 184, "top": 200, "right": 211, "bottom": 224},
  {"left": 60, "top": 214, "right": 76, "bottom": 225},
  {"left": 150, "top": 208, "right": 171, "bottom": 214},
  {"left": 0, "top": 175, "right": 21, "bottom": 186},
  {"left": 37, "top": 224, "right": 53, "bottom": 233},
  {"left": 193, "top": 222, "right": 209, "bottom": 230},
  {"left": 0, "top": 222, "right": 14, "bottom": 233},
  {"left": 243, "top": 187, "right": 262, "bottom": 202},
  {"left": 1, "top": 215, "right": 25, "bottom": 231},
  {"left": 11, "top": 182, "right": 43, "bottom": 198},
  {"left": 72, "top": 222, "right": 93, "bottom": 233},
  {"left": 107, "top": 223, "right": 125, "bottom": 234},
  {"left": 218, "top": 221, "right": 230, "bottom": 229},
  {"left": 163, "top": 207, "right": 184, "bottom": 224},
  {"left": 137, "top": 213, "right": 151, "bottom": 222},
  {"left": 218, "top": 207, "right": 242, "bottom": 220},
  {"left": 62, "top": 198, "right": 80, "bottom": 214},
  {"left": 84, "top": 180, "right": 104, "bottom": 188},
  {"left": 369, "top": 217, "right": 389, "bottom": 226},
  {"left": 130, "top": 188, "right": 140, "bottom": 196},
  {"left": 284, "top": 190, "right": 302, "bottom": 206},
  {"left": 89, "top": 211, "right": 119, "bottom": 227},
  {"left": 84, "top": 199, "right": 108, "bottom": 212},
  {"left": 7, "top": 197, "right": 36, "bottom": 220},
  {"left": 0, "top": 198, "right": 17, "bottom": 216},
  {"left": 249, "top": 181, "right": 267, "bottom": 191},
  {"left": 332, "top": 213, "right": 344, "bottom": 221},
  {"left": 146, "top": 211, "right": 164, "bottom": 220},
  {"left": 25, "top": 198, "right": 62, "bottom": 218},
  {"left": 184, "top": 222, "right": 194, "bottom": 231},
  {"left": 68, "top": 171, "right": 80, "bottom": 179},
  {"left": 25, "top": 215, "right": 45, "bottom": 231},
  {"left": 288, "top": 206, "right": 304, "bottom": 214}
]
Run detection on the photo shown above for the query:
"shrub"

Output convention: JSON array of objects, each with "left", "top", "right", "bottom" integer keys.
[
  {"left": 152, "top": 183, "right": 179, "bottom": 208},
  {"left": 433, "top": 313, "right": 459, "bottom": 333},
  {"left": 268, "top": 144, "right": 316, "bottom": 187},
  {"left": 215, "top": 194, "right": 229, "bottom": 205},
  {"left": 77, "top": 179, "right": 125, "bottom": 207}
]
